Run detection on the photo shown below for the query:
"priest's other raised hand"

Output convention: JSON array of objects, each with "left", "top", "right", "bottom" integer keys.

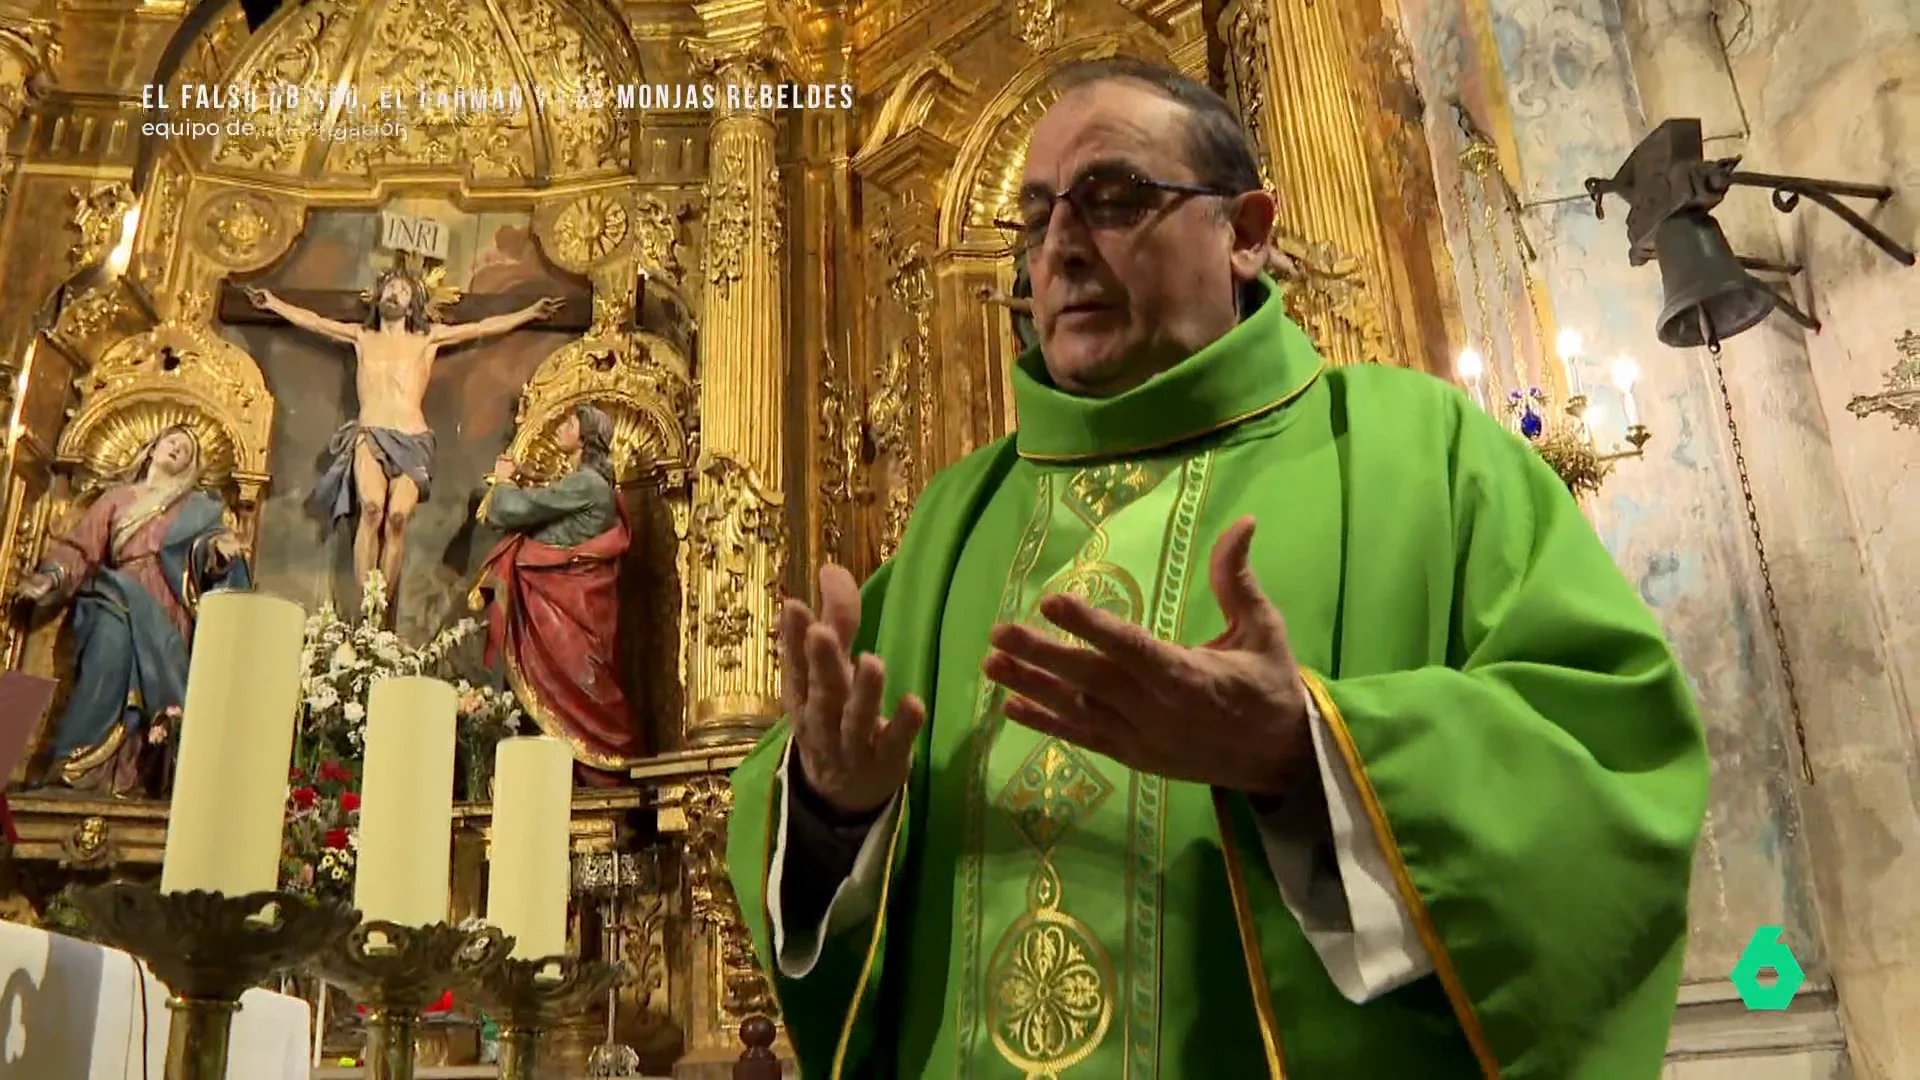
[
  {"left": 778, "top": 564, "right": 924, "bottom": 819},
  {"left": 982, "top": 515, "right": 1313, "bottom": 797}
]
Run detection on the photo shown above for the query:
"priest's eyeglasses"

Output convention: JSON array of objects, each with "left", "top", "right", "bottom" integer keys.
[{"left": 995, "top": 167, "right": 1242, "bottom": 253}]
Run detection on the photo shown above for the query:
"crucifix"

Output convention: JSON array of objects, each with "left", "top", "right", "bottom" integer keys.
[{"left": 217, "top": 261, "right": 593, "bottom": 617}]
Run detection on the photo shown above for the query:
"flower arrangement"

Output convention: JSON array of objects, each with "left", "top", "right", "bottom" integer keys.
[
  {"left": 295, "top": 569, "right": 526, "bottom": 797},
  {"left": 281, "top": 759, "right": 361, "bottom": 904}
]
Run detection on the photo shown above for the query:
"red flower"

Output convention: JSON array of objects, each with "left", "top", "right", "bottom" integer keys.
[
  {"left": 289, "top": 787, "right": 318, "bottom": 810},
  {"left": 424, "top": 990, "right": 454, "bottom": 1014},
  {"left": 289, "top": 767, "right": 307, "bottom": 783},
  {"left": 319, "top": 760, "right": 353, "bottom": 783},
  {"left": 338, "top": 792, "right": 361, "bottom": 813},
  {"left": 324, "top": 828, "right": 350, "bottom": 849}
]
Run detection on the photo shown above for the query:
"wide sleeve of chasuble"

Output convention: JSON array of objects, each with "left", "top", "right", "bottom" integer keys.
[{"left": 1285, "top": 397, "right": 1710, "bottom": 1079}]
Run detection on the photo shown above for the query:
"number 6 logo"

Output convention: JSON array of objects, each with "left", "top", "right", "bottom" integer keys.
[{"left": 1730, "top": 925, "right": 1804, "bottom": 1010}]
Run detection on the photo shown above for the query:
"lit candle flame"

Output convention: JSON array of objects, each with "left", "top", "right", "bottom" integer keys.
[
  {"left": 1555, "top": 330, "right": 1583, "bottom": 359},
  {"left": 1611, "top": 356, "right": 1640, "bottom": 426},
  {"left": 1456, "top": 348, "right": 1485, "bottom": 380}
]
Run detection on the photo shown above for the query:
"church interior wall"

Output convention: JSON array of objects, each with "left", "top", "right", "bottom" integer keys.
[{"left": 1399, "top": 0, "right": 1920, "bottom": 1074}]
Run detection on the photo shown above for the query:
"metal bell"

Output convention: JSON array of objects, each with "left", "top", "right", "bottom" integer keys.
[{"left": 1653, "top": 213, "right": 1776, "bottom": 349}]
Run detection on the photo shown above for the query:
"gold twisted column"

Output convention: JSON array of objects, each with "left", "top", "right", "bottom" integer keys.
[{"left": 685, "top": 17, "right": 792, "bottom": 747}]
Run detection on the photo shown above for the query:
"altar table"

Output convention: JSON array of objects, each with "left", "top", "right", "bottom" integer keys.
[{"left": 0, "top": 918, "right": 311, "bottom": 1079}]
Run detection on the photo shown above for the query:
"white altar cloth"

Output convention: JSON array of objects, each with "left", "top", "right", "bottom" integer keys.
[{"left": 0, "top": 917, "right": 311, "bottom": 1080}]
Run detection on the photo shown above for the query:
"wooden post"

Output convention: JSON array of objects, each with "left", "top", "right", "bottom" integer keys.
[{"left": 733, "top": 1015, "right": 779, "bottom": 1080}]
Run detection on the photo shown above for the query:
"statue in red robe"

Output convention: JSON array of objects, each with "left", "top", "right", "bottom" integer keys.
[{"left": 473, "top": 405, "right": 644, "bottom": 785}]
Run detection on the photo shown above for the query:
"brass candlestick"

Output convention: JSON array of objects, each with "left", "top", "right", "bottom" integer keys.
[
  {"left": 72, "top": 884, "right": 358, "bottom": 1080},
  {"left": 309, "top": 920, "right": 511, "bottom": 1080},
  {"left": 462, "top": 956, "right": 624, "bottom": 1080}
]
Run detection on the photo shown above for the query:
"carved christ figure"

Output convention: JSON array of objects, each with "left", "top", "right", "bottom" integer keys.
[{"left": 248, "top": 270, "right": 562, "bottom": 609}]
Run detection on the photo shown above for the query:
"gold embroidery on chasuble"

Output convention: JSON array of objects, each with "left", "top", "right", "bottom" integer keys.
[{"left": 956, "top": 454, "right": 1215, "bottom": 1079}]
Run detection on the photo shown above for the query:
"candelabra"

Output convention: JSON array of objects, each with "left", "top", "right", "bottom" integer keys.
[
  {"left": 72, "top": 884, "right": 359, "bottom": 1080},
  {"left": 573, "top": 849, "right": 667, "bottom": 1076},
  {"left": 1511, "top": 387, "right": 1652, "bottom": 498},
  {"left": 308, "top": 920, "right": 511, "bottom": 1080},
  {"left": 461, "top": 956, "right": 626, "bottom": 1080},
  {"left": 1459, "top": 334, "right": 1653, "bottom": 498}
]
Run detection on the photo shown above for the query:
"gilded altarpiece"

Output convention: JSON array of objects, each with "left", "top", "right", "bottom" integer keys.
[{"left": 0, "top": 0, "right": 1461, "bottom": 1073}]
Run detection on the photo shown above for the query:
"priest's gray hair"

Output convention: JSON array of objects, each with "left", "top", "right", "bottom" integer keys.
[
  {"left": 574, "top": 403, "right": 616, "bottom": 484},
  {"left": 1049, "top": 57, "right": 1266, "bottom": 214}
]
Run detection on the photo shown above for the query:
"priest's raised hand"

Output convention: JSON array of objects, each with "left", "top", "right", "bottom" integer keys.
[
  {"left": 779, "top": 564, "right": 925, "bottom": 819},
  {"left": 981, "top": 515, "right": 1314, "bottom": 796}
]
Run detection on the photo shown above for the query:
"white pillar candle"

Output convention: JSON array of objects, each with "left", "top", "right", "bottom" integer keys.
[
  {"left": 160, "top": 591, "right": 307, "bottom": 896},
  {"left": 485, "top": 736, "right": 573, "bottom": 960},
  {"left": 354, "top": 677, "right": 458, "bottom": 926}
]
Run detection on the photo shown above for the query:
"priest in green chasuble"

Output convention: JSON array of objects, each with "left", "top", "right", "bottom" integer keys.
[{"left": 726, "top": 57, "right": 1709, "bottom": 1079}]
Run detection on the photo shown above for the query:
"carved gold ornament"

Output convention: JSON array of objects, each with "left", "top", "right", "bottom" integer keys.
[
  {"left": 59, "top": 323, "right": 274, "bottom": 493},
  {"left": 703, "top": 149, "right": 752, "bottom": 296},
  {"left": 67, "top": 182, "right": 135, "bottom": 271},
  {"left": 681, "top": 775, "right": 777, "bottom": 1022},
  {"left": 632, "top": 196, "right": 689, "bottom": 280},
  {"left": 192, "top": 190, "right": 295, "bottom": 272},
  {"left": 196, "top": 0, "right": 637, "bottom": 187},
  {"left": 551, "top": 193, "right": 631, "bottom": 270},
  {"left": 504, "top": 331, "right": 693, "bottom": 490}
]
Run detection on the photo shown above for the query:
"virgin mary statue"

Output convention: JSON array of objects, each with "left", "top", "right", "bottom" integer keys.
[{"left": 12, "top": 425, "right": 252, "bottom": 796}]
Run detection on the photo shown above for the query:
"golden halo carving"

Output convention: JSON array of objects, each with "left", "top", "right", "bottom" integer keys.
[
  {"left": 544, "top": 193, "right": 632, "bottom": 273},
  {"left": 62, "top": 400, "right": 239, "bottom": 494},
  {"left": 191, "top": 189, "right": 296, "bottom": 272}
]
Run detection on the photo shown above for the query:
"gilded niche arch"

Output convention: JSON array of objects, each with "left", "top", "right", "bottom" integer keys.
[
  {"left": 501, "top": 332, "right": 694, "bottom": 492},
  {"left": 937, "top": 33, "right": 1169, "bottom": 251},
  {"left": 55, "top": 321, "right": 274, "bottom": 517}
]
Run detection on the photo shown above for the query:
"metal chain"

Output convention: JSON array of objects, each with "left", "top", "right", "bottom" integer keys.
[{"left": 1708, "top": 343, "right": 1816, "bottom": 784}]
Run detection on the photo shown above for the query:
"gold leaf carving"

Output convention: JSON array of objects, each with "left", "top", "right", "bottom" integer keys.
[
  {"left": 501, "top": 0, "right": 631, "bottom": 172},
  {"left": 1223, "top": 1, "right": 1276, "bottom": 190},
  {"left": 66, "top": 182, "right": 134, "bottom": 271},
  {"left": 209, "top": 0, "right": 358, "bottom": 173},
  {"left": 867, "top": 205, "right": 931, "bottom": 557},
  {"left": 136, "top": 165, "right": 189, "bottom": 293},
  {"left": 703, "top": 148, "right": 751, "bottom": 297},
  {"left": 550, "top": 193, "right": 631, "bottom": 270},
  {"left": 335, "top": 0, "right": 532, "bottom": 178},
  {"left": 682, "top": 776, "right": 777, "bottom": 1022},
  {"left": 59, "top": 322, "right": 274, "bottom": 495},
  {"left": 56, "top": 288, "right": 123, "bottom": 342},
  {"left": 1268, "top": 233, "right": 1394, "bottom": 366},
  {"left": 504, "top": 331, "right": 694, "bottom": 489},
  {"left": 632, "top": 195, "right": 689, "bottom": 280},
  {"left": 1014, "top": 0, "right": 1063, "bottom": 51},
  {"left": 690, "top": 457, "right": 783, "bottom": 673}
]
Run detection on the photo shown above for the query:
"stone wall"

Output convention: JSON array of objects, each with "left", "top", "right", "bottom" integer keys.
[{"left": 1395, "top": 0, "right": 1920, "bottom": 1076}]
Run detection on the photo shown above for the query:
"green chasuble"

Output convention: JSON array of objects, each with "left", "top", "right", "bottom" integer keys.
[{"left": 726, "top": 276, "right": 1709, "bottom": 1078}]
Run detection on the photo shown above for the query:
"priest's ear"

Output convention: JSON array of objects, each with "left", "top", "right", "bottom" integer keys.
[{"left": 1225, "top": 188, "right": 1277, "bottom": 286}]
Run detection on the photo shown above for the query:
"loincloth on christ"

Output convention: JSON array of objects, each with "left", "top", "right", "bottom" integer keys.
[{"left": 310, "top": 422, "right": 436, "bottom": 528}]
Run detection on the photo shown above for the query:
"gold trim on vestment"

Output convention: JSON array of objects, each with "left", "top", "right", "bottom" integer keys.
[
  {"left": 758, "top": 747, "right": 800, "bottom": 1075},
  {"left": 1299, "top": 669, "right": 1502, "bottom": 1079},
  {"left": 830, "top": 775, "right": 910, "bottom": 1080},
  {"left": 1015, "top": 364, "right": 1324, "bottom": 464},
  {"left": 1211, "top": 789, "right": 1287, "bottom": 1079}
]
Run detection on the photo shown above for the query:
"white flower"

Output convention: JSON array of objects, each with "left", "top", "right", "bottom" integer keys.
[
  {"left": 342, "top": 702, "right": 365, "bottom": 723},
  {"left": 331, "top": 642, "right": 357, "bottom": 671}
]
